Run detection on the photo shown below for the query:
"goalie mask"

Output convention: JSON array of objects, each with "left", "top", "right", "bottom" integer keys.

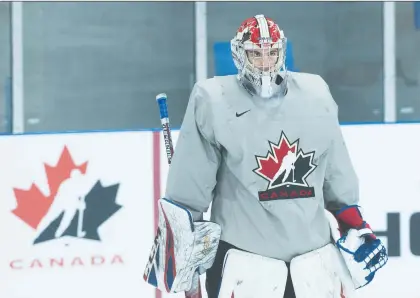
[{"left": 231, "top": 14, "right": 287, "bottom": 98}]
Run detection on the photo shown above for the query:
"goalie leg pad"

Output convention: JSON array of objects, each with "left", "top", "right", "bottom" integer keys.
[
  {"left": 290, "top": 243, "right": 356, "bottom": 298},
  {"left": 217, "top": 249, "right": 288, "bottom": 298},
  {"left": 144, "top": 198, "right": 221, "bottom": 293}
]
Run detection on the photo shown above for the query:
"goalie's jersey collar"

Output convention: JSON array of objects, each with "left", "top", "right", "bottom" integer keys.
[{"left": 230, "top": 74, "right": 292, "bottom": 119}]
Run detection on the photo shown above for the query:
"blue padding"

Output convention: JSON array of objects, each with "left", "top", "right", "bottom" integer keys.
[
  {"left": 415, "top": 1, "right": 420, "bottom": 30},
  {"left": 214, "top": 41, "right": 298, "bottom": 76}
]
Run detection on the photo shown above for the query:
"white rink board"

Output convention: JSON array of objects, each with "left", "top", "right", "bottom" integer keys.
[
  {"left": 0, "top": 131, "right": 155, "bottom": 298},
  {"left": 0, "top": 123, "right": 419, "bottom": 298},
  {"left": 341, "top": 123, "right": 420, "bottom": 298}
]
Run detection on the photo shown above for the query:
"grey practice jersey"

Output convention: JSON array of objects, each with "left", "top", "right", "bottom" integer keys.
[{"left": 165, "top": 72, "right": 359, "bottom": 262}]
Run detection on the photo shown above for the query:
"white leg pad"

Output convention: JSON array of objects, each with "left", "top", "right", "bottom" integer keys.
[
  {"left": 290, "top": 243, "right": 357, "bottom": 298},
  {"left": 218, "top": 249, "right": 288, "bottom": 298}
]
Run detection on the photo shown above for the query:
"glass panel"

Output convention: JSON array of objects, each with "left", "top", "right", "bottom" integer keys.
[
  {"left": 396, "top": 2, "right": 420, "bottom": 121},
  {"left": 207, "top": 2, "right": 384, "bottom": 123},
  {"left": 23, "top": 2, "right": 194, "bottom": 132},
  {"left": 0, "top": 3, "right": 11, "bottom": 133}
]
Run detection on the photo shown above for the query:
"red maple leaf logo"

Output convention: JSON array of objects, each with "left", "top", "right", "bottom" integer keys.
[
  {"left": 11, "top": 146, "right": 88, "bottom": 229},
  {"left": 253, "top": 132, "right": 297, "bottom": 181}
]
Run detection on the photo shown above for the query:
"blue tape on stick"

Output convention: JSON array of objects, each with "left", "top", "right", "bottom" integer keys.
[{"left": 156, "top": 93, "right": 168, "bottom": 119}]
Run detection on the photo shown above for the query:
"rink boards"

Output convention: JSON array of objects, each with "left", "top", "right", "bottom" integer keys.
[{"left": 0, "top": 123, "right": 419, "bottom": 298}]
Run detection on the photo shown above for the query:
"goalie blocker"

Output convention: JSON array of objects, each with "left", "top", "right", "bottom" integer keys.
[{"left": 143, "top": 198, "right": 221, "bottom": 293}]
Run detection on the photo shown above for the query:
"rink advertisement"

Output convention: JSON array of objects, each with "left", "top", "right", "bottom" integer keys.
[
  {"left": 334, "top": 123, "right": 420, "bottom": 298},
  {"left": 0, "top": 123, "right": 419, "bottom": 298},
  {"left": 0, "top": 131, "right": 155, "bottom": 298}
]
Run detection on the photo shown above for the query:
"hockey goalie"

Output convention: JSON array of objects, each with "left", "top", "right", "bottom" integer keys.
[{"left": 143, "top": 14, "right": 388, "bottom": 298}]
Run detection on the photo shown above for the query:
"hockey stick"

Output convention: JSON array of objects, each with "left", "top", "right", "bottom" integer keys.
[{"left": 156, "top": 93, "right": 203, "bottom": 298}]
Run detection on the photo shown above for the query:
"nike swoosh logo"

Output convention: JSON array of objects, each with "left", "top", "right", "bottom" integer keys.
[{"left": 236, "top": 110, "right": 250, "bottom": 117}]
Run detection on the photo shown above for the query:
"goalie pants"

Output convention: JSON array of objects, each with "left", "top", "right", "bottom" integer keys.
[{"left": 205, "top": 240, "right": 296, "bottom": 298}]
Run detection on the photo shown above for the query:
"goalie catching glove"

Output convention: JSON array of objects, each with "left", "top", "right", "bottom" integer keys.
[
  {"left": 326, "top": 205, "right": 388, "bottom": 289},
  {"left": 143, "top": 198, "right": 221, "bottom": 293}
]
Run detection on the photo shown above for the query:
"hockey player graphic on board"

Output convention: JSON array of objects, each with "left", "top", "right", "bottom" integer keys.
[{"left": 35, "top": 169, "right": 90, "bottom": 239}]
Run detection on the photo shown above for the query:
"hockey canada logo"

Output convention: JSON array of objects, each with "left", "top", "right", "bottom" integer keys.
[
  {"left": 10, "top": 146, "right": 124, "bottom": 270},
  {"left": 12, "top": 146, "right": 122, "bottom": 244},
  {"left": 253, "top": 132, "right": 317, "bottom": 201}
]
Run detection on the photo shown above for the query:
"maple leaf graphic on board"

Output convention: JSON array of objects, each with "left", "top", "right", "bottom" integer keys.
[
  {"left": 11, "top": 146, "right": 122, "bottom": 245},
  {"left": 12, "top": 146, "right": 88, "bottom": 229}
]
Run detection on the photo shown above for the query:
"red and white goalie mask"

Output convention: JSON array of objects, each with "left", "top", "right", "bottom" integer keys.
[{"left": 231, "top": 15, "right": 287, "bottom": 98}]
